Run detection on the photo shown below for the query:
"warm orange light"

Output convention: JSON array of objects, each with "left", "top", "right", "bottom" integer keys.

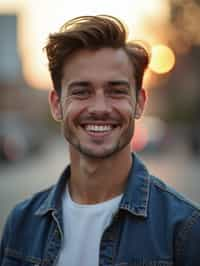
[
  {"left": 0, "top": 0, "right": 171, "bottom": 89},
  {"left": 149, "top": 44, "right": 175, "bottom": 74}
]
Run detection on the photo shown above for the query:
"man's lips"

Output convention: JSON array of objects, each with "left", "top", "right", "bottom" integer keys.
[
  {"left": 85, "top": 124, "right": 113, "bottom": 132},
  {"left": 79, "top": 122, "right": 120, "bottom": 136}
]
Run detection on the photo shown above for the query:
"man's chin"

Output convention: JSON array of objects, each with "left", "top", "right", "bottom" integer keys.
[
  {"left": 77, "top": 144, "right": 126, "bottom": 160},
  {"left": 66, "top": 136, "right": 131, "bottom": 159}
]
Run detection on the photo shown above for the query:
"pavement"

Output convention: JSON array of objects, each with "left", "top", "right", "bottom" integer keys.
[{"left": 0, "top": 135, "right": 200, "bottom": 235}]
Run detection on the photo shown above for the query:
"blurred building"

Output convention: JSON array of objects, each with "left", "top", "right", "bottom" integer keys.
[
  {"left": 0, "top": 14, "right": 51, "bottom": 162},
  {"left": 0, "top": 15, "right": 22, "bottom": 84},
  {"left": 0, "top": 14, "right": 48, "bottom": 120},
  {"left": 146, "top": 0, "right": 200, "bottom": 155},
  {"left": 0, "top": 14, "right": 23, "bottom": 112}
]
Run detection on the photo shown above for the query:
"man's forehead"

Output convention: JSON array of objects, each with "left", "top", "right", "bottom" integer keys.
[
  {"left": 63, "top": 48, "right": 131, "bottom": 68},
  {"left": 61, "top": 48, "right": 135, "bottom": 82}
]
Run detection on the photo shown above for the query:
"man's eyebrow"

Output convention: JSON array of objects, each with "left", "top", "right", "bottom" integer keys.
[
  {"left": 65, "top": 80, "right": 131, "bottom": 90},
  {"left": 67, "top": 81, "right": 90, "bottom": 89},
  {"left": 108, "top": 80, "right": 131, "bottom": 88}
]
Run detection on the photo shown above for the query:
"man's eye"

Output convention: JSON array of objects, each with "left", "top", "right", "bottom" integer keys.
[
  {"left": 110, "top": 87, "right": 129, "bottom": 95},
  {"left": 71, "top": 88, "right": 90, "bottom": 97}
]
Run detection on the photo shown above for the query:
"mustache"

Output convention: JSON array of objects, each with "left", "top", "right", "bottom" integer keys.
[{"left": 78, "top": 112, "right": 121, "bottom": 122}]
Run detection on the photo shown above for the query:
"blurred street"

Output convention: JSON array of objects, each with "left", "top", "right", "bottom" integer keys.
[{"left": 1, "top": 135, "right": 200, "bottom": 235}]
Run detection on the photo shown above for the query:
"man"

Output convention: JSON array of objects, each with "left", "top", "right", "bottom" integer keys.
[{"left": 0, "top": 15, "right": 200, "bottom": 266}]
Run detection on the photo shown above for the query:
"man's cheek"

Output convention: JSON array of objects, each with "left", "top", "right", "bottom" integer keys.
[
  {"left": 124, "top": 106, "right": 135, "bottom": 119},
  {"left": 62, "top": 103, "right": 75, "bottom": 118}
]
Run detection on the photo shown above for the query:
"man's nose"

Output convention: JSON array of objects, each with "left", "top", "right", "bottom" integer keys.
[{"left": 88, "top": 92, "right": 111, "bottom": 115}]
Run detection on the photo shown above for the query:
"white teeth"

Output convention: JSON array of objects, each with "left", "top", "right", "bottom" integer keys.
[{"left": 85, "top": 125, "right": 112, "bottom": 132}]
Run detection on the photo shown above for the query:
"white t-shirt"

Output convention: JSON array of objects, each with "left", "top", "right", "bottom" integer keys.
[{"left": 56, "top": 186, "right": 123, "bottom": 266}]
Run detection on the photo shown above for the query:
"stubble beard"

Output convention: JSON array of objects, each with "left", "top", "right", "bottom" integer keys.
[{"left": 62, "top": 117, "right": 135, "bottom": 160}]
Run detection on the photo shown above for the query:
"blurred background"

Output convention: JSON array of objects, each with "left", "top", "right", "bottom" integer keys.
[{"left": 0, "top": 0, "right": 200, "bottom": 234}]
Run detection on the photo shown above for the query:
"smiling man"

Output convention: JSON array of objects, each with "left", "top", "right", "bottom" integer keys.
[
  {"left": 1, "top": 15, "right": 200, "bottom": 266},
  {"left": 55, "top": 48, "right": 141, "bottom": 160}
]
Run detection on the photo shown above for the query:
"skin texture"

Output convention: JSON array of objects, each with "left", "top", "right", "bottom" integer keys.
[{"left": 49, "top": 48, "right": 146, "bottom": 204}]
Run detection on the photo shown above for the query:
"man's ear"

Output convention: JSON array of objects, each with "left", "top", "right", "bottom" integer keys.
[
  {"left": 134, "top": 88, "right": 147, "bottom": 119},
  {"left": 49, "top": 90, "right": 63, "bottom": 121}
]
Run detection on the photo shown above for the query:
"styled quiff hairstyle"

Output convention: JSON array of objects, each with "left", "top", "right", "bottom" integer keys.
[{"left": 45, "top": 15, "right": 150, "bottom": 96}]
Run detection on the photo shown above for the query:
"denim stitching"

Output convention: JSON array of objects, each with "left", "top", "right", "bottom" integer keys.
[
  {"left": 5, "top": 248, "right": 41, "bottom": 264},
  {"left": 175, "top": 210, "right": 200, "bottom": 261},
  {"left": 115, "top": 260, "right": 173, "bottom": 265},
  {"left": 151, "top": 176, "right": 200, "bottom": 211}
]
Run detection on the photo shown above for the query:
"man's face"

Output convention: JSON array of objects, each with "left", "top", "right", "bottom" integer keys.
[{"left": 50, "top": 48, "right": 145, "bottom": 159}]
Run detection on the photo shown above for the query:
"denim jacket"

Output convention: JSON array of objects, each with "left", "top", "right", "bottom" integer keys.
[{"left": 1, "top": 154, "right": 200, "bottom": 266}]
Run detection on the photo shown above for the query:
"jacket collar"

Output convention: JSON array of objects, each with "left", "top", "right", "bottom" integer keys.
[
  {"left": 35, "top": 154, "right": 150, "bottom": 218},
  {"left": 119, "top": 154, "right": 150, "bottom": 217},
  {"left": 35, "top": 167, "right": 71, "bottom": 216}
]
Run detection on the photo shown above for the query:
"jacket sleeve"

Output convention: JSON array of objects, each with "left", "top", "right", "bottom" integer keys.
[
  {"left": 175, "top": 209, "right": 200, "bottom": 265},
  {"left": 0, "top": 214, "right": 10, "bottom": 265}
]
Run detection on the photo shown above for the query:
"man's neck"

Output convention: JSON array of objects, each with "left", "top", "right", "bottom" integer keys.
[{"left": 68, "top": 146, "right": 132, "bottom": 204}]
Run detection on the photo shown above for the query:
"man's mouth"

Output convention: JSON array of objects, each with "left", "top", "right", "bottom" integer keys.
[
  {"left": 85, "top": 124, "right": 113, "bottom": 132},
  {"left": 80, "top": 123, "right": 119, "bottom": 136}
]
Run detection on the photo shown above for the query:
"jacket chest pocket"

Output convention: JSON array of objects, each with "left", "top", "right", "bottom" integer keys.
[
  {"left": 2, "top": 250, "right": 41, "bottom": 266},
  {"left": 116, "top": 260, "right": 173, "bottom": 266},
  {"left": 2, "top": 258, "right": 40, "bottom": 266}
]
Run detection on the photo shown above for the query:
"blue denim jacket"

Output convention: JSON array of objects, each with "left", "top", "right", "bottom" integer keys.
[{"left": 1, "top": 154, "right": 200, "bottom": 266}]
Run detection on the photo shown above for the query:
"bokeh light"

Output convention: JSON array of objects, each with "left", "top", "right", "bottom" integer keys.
[
  {"left": 0, "top": 0, "right": 170, "bottom": 89},
  {"left": 149, "top": 44, "right": 176, "bottom": 74}
]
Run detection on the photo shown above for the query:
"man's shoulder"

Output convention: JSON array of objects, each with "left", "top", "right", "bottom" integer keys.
[
  {"left": 7, "top": 185, "right": 54, "bottom": 226},
  {"left": 149, "top": 174, "right": 200, "bottom": 213},
  {"left": 148, "top": 175, "right": 200, "bottom": 263}
]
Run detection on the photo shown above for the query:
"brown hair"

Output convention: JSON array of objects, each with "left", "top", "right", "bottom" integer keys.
[{"left": 45, "top": 15, "right": 150, "bottom": 96}]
